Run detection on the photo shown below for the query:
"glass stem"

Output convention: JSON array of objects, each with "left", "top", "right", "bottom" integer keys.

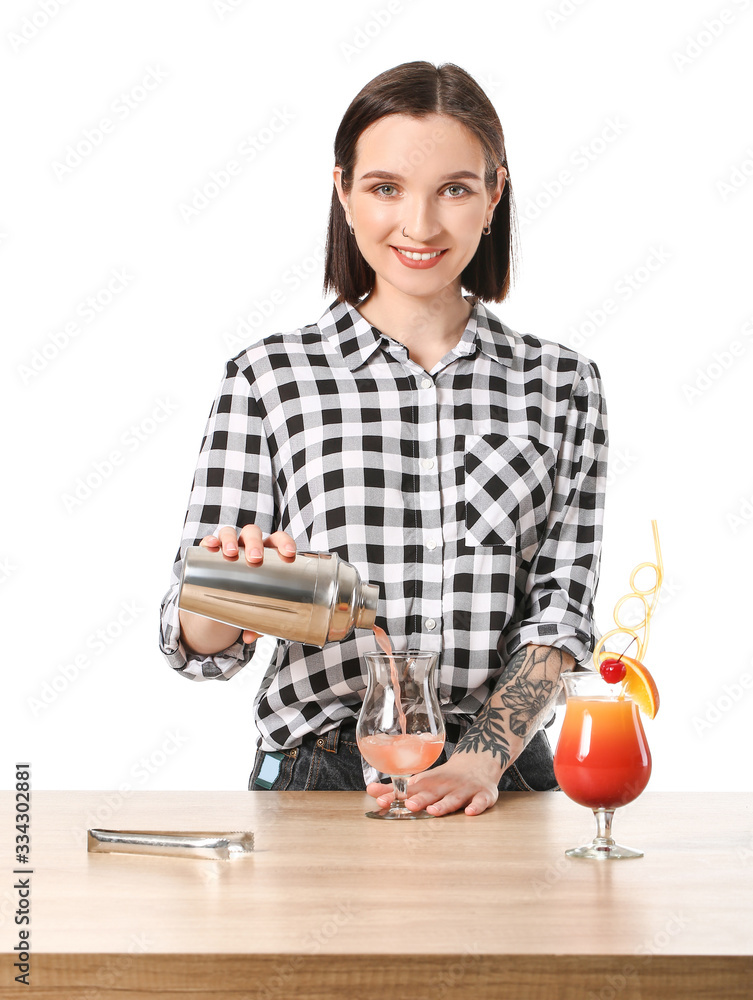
[
  {"left": 391, "top": 776, "right": 409, "bottom": 806},
  {"left": 593, "top": 808, "right": 616, "bottom": 845}
]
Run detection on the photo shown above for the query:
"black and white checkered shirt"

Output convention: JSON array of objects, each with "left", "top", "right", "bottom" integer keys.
[{"left": 159, "top": 293, "right": 608, "bottom": 784}]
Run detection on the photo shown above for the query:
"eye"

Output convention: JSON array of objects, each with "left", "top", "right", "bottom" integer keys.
[{"left": 370, "top": 182, "right": 472, "bottom": 199}]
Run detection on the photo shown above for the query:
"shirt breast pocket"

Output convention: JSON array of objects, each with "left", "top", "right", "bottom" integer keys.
[{"left": 464, "top": 434, "right": 557, "bottom": 552}]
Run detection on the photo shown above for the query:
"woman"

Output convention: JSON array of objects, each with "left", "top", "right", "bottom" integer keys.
[{"left": 159, "top": 61, "right": 608, "bottom": 817}]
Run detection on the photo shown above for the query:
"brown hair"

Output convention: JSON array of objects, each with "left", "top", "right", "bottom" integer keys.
[{"left": 323, "top": 60, "right": 520, "bottom": 306}]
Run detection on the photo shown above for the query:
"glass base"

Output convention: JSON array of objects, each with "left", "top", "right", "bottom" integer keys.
[
  {"left": 365, "top": 773, "right": 439, "bottom": 819},
  {"left": 564, "top": 807, "right": 644, "bottom": 859},
  {"left": 365, "top": 804, "right": 437, "bottom": 820},
  {"left": 565, "top": 839, "right": 643, "bottom": 860}
]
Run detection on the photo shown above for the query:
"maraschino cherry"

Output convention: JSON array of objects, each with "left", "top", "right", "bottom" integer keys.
[
  {"left": 599, "top": 635, "right": 639, "bottom": 684},
  {"left": 599, "top": 657, "right": 627, "bottom": 684}
]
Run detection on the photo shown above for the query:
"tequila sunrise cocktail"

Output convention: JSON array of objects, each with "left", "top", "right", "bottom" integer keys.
[
  {"left": 554, "top": 671, "right": 652, "bottom": 859},
  {"left": 553, "top": 521, "right": 663, "bottom": 859},
  {"left": 554, "top": 694, "right": 651, "bottom": 810}
]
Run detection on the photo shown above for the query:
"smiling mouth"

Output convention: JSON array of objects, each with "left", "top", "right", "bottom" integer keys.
[{"left": 392, "top": 247, "right": 448, "bottom": 261}]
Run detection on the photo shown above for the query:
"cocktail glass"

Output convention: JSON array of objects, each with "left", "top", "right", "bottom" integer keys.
[
  {"left": 357, "top": 651, "right": 445, "bottom": 820},
  {"left": 553, "top": 670, "right": 652, "bottom": 859}
]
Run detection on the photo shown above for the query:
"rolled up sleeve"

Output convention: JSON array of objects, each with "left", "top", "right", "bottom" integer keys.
[
  {"left": 158, "top": 356, "right": 277, "bottom": 680},
  {"left": 502, "top": 360, "right": 608, "bottom": 666}
]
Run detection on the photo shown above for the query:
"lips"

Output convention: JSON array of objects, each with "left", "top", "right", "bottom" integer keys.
[
  {"left": 390, "top": 245, "right": 448, "bottom": 269},
  {"left": 391, "top": 245, "right": 447, "bottom": 254}
]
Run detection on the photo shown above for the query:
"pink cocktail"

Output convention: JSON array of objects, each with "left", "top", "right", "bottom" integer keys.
[
  {"left": 357, "top": 650, "right": 444, "bottom": 820},
  {"left": 358, "top": 732, "right": 444, "bottom": 776}
]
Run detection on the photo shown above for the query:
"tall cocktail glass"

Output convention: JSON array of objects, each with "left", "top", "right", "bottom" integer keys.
[
  {"left": 357, "top": 651, "right": 445, "bottom": 820},
  {"left": 554, "top": 670, "right": 652, "bottom": 859}
]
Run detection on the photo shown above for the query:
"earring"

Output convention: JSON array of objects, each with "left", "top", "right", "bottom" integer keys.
[
  {"left": 349, "top": 220, "right": 354, "bottom": 235},
  {"left": 482, "top": 220, "right": 491, "bottom": 235}
]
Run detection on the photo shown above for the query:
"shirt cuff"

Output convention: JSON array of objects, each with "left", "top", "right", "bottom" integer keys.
[
  {"left": 159, "top": 582, "right": 250, "bottom": 680},
  {"left": 502, "top": 614, "right": 595, "bottom": 667}
]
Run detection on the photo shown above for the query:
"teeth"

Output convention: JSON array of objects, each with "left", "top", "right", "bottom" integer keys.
[{"left": 396, "top": 248, "right": 444, "bottom": 261}]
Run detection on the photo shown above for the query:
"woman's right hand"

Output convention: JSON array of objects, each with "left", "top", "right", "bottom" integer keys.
[{"left": 198, "top": 525, "right": 297, "bottom": 643}]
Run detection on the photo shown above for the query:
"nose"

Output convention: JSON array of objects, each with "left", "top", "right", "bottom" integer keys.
[{"left": 402, "top": 197, "right": 441, "bottom": 244}]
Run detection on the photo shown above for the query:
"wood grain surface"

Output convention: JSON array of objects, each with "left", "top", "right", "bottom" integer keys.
[{"left": 1, "top": 790, "right": 751, "bottom": 998}]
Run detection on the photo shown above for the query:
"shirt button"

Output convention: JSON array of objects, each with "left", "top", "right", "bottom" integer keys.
[
  {"left": 426, "top": 539, "right": 437, "bottom": 550},
  {"left": 421, "top": 458, "right": 435, "bottom": 471},
  {"left": 421, "top": 378, "right": 432, "bottom": 389},
  {"left": 425, "top": 618, "right": 437, "bottom": 631}
]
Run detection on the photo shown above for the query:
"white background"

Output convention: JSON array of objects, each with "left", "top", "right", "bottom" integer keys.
[{"left": 2, "top": 0, "right": 752, "bottom": 795}]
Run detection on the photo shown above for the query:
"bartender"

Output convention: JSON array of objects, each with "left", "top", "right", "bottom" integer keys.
[{"left": 158, "top": 60, "right": 607, "bottom": 817}]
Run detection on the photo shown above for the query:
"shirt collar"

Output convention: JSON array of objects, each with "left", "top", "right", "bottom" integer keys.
[{"left": 317, "top": 295, "right": 516, "bottom": 371}]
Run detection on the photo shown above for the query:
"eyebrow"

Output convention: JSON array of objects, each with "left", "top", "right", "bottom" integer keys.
[{"left": 358, "top": 170, "right": 482, "bottom": 182}]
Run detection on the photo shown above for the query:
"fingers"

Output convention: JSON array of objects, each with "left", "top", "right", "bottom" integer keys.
[
  {"left": 420, "top": 785, "right": 498, "bottom": 817},
  {"left": 200, "top": 527, "right": 241, "bottom": 559},
  {"left": 264, "top": 530, "right": 297, "bottom": 561},
  {"left": 237, "top": 527, "right": 297, "bottom": 564},
  {"left": 366, "top": 781, "right": 393, "bottom": 799},
  {"left": 420, "top": 790, "right": 480, "bottom": 816},
  {"left": 462, "top": 790, "right": 497, "bottom": 816},
  {"left": 242, "top": 629, "right": 262, "bottom": 643},
  {"left": 200, "top": 526, "right": 297, "bottom": 565},
  {"left": 237, "top": 525, "right": 264, "bottom": 563},
  {"left": 405, "top": 781, "right": 462, "bottom": 815},
  {"left": 371, "top": 776, "right": 498, "bottom": 817}
]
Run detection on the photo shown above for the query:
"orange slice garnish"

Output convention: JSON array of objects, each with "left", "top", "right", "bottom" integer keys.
[{"left": 597, "top": 651, "right": 660, "bottom": 719}]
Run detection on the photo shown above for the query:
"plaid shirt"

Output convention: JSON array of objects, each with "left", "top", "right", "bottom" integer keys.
[{"left": 159, "top": 294, "right": 608, "bottom": 784}]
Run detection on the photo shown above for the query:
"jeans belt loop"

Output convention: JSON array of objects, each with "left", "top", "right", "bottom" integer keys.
[{"left": 323, "top": 726, "right": 340, "bottom": 753}]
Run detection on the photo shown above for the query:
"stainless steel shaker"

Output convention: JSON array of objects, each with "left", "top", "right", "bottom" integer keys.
[{"left": 178, "top": 546, "right": 379, "bottom": 647}]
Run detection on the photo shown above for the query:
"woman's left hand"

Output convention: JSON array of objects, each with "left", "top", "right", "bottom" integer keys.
[{"left": 365, "top": 753, "right": 503, "bottom": 817}]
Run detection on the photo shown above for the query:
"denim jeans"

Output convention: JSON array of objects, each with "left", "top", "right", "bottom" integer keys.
[{"left": 248, "top": 718, "right": 560, "bottom": 793}]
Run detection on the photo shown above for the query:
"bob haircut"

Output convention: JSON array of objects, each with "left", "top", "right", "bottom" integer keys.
[{"left": 323, "top": 60, "right": 520, "bottom": 306}]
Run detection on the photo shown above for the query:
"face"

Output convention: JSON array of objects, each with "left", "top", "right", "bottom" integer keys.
[{"left": 334, "top": 113, "right": 506, "bottom": 299}]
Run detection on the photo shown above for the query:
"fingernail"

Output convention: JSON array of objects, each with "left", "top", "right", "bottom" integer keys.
[
  {"left": 249, "top": 548, "right": 262, "bottom": 559},
  {"left": 226, "top": 544, "right": 237, "bottom": 553},
  {"left": 283, "top": 546, "right": 296, "bottom": 556}
]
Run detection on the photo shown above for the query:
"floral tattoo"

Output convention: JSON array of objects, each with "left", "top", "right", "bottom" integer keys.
[{"left": 454, "top": 645, "right": 568, "bottom": 768}]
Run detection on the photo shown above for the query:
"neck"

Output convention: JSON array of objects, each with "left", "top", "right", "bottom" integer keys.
[{"left": 356, "top": 282, "right": 475, "bottom": 364}]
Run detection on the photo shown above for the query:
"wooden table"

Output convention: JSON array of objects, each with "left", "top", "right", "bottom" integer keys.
[{"left": 1, "top": 790, "right": 751, "bottom": 998}]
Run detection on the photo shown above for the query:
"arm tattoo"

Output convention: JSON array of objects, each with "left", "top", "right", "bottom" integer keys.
[{"left": 454, "top": 645, "right": 568, "bottom": 767}]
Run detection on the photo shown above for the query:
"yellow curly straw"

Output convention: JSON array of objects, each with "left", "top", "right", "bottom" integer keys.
[{"left": 593, "top": 520, "right": 663, "bottom": 667}]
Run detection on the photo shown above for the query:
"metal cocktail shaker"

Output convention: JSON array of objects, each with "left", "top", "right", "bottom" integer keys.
[{"left": 178, "top": 546, "right": 379, "bottom": 647}]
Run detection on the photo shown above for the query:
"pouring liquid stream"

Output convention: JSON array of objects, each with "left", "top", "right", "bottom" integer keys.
[
  {"left": 361, "top": 629, "right": 445, "bottom": 781},
  {"left": 371, "top": 625, "right": 407, "bottom": 735}
]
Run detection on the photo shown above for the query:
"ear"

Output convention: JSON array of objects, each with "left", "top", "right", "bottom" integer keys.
[
  {"left": 489, "top": 165, "right": 507, "bottom": 211},
  {"left": 333, "top": 166, "right": 349, "bottom": 215}
]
